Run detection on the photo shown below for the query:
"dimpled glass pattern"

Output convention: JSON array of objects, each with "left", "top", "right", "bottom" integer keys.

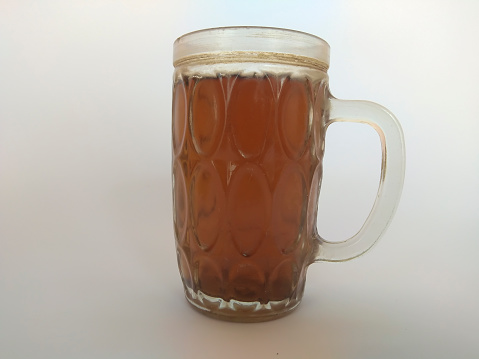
[{"left": 172, "top": 67, "right": 328, "bottom": 321}]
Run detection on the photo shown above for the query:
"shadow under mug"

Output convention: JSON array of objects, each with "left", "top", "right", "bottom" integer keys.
[{"left": 172, "top": 27, "right": 405, "bottom": 322}]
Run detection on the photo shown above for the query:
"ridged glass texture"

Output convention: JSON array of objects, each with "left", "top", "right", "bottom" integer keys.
[{"left": 172, "top": 63, "right": 328, "bottom": 321}]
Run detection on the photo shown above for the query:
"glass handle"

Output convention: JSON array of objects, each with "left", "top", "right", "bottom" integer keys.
[{"left": 314, "top": 98, "right": 405, "bottom": 262}]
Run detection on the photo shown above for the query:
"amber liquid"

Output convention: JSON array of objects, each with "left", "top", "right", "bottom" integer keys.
[{"left": 173, "top": 72, "right": 325, "bottom": 304}]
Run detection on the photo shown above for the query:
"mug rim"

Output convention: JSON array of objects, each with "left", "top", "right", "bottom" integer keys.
[{"left": 173, "top": 26, "right": 330, "bottom": 71}]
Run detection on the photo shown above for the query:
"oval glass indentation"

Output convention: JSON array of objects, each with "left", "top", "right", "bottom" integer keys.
[
  {"left": 278, "top": 78, "right": 311, "bottom": 159},
  {"left": 194, "top": 256, "right": 224, "bottom": 297},
  {"left": 313, "top": 80, "right": 327, "bottom": 154},
  {"left": 173, "top": 161, "right": 188, "bottom": 245},
  {"left": 229, "top": 262, "right": 265, "bottom": 302},
  {"left": 190, "top": 161, "right": 225, "bottom": 251},
  {"left": 172, "top": 80, "right": 188, "bottom": 155},
  {"left": 177, "top": 248, "right": 193, "bottom": 289},
  {"left": 307, "top": 165, "right": 322, "bottom": 236},
  {"left": 229, "top": 76, "right": 274, "bottom": 158},
  {"left": 228, "top": 163, "right": 271, "bottom": 257},
  {"left": 271, "top": 162, "right": 307, "bottom": 253},
  {"left": 191, "top": 78, "right": 226, "bottom": 156},
  {"left": 267, "top": 259, "right": 299, "bottom": 301}
]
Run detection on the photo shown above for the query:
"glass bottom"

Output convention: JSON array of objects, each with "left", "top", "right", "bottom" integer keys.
[{"left": 184, "top": 287, "right": 302, "bottom": 322}]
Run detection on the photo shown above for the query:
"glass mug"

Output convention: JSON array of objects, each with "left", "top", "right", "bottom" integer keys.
[{"left": 172, "top": 27, "right": 405, "bottom": 322}]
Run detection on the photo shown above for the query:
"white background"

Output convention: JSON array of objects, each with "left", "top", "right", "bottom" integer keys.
[{"left": 1, "top": 0, "right": 478, "bottom": 358}]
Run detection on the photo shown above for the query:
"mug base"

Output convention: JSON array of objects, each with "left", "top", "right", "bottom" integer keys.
[{"left": 184, "top": 287, "right": 301, "bottom": 322}]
